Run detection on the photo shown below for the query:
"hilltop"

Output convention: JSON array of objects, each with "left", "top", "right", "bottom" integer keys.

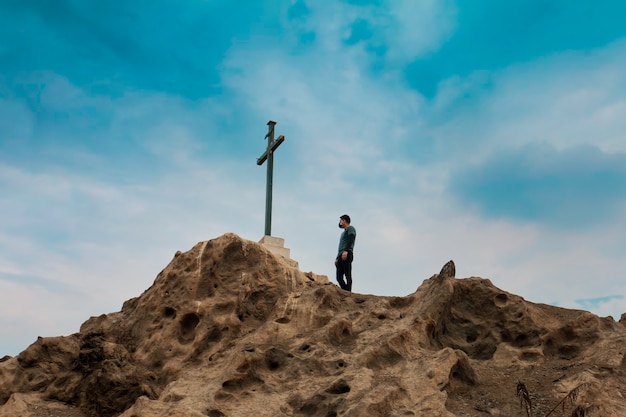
[{"left": 1, "top": 233, "right": 625, "bottom": 417}]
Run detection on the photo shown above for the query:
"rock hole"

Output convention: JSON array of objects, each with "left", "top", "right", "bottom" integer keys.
[
  {"left": 206, "top": 327, "right": 222, "bottom": 343},
  {"left": 472, "top": 342, "right": 497, "bottom": 360},
  {"left": 378, "top": 314, "right": 386, "bottom": 320},
  {"left": 299, "top": 394, "right": 326, "bottom": 415},
  {"left": 180, "top": 313, "right": 199, "bottom": 333},
  {"left": 300, "top": 344, "right": 311, "bottom": 351},
  {"left": 466, "top": 333, "right": 477, "bottom": 343},
  {"left": 325, "top": 379, "right": 351, "bottom": 394},
  {"left": 520, "top": 351, "right": 542, "bottom": 361},
  {"left": 214, "top": 302, "right": 234, "bottom": 312},
  {"left": 494, "top": 293, "right": 508, "bottom": 305},
  {"left": 563, "top": 328, "right": 577, "bottom": 341},
  {"left": 558, "top": 345, "right": 580, "bottom": 358},
  {"left": 500, "top": 330, "right": 512, "bottom": 343},
  {"left": 426, "top": 323, "right": 436, "bottom": 338},
  {"left": 221, "top": 380, "right": 236, "bottom": 389},
  {"left": 300, "top": 402, "right": 318, "bottom": 415},
  {"left": 163, "top": 307, "right": 176, "bottom": 319},
  {"left": 207, "top": 410, "right": 226, "bottom": 417},
  {"left": 265, "top": 347, "right": 291, "bottom": 371},
  {"left": 276, "top": 317, "right": 290, "bottom": 324},
  {"left": 221, "top": 374, "right": 264, "bottom": 392},
  {"left": 178, "top": 313, "right": 200, "bottom": 343}
]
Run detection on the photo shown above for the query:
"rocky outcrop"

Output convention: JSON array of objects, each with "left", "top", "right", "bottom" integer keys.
[{"left": 1, "top": 233, "right": 625, "bottom": 416}]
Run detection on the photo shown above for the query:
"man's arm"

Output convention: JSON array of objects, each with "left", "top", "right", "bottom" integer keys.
[{"left": 344, "top": 233, "right": 355, "bottom": 251}]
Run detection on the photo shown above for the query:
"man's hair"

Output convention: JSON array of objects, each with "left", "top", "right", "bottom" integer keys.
[{"left": 340, "top": 214, "right": 351, "bottom": 224}]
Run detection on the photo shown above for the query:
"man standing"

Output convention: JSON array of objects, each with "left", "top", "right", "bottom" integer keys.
[{"left": 335, "top": 214, "right": 356, "bottom": 292}]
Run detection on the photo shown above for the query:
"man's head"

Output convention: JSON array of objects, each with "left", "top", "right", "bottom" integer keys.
[{"left": 338, "top": 214, "right": 351, "bottom": 228}]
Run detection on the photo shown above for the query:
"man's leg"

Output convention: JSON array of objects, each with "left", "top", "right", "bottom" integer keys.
[
  {"left": 336, "top": 257, "right": 347, "bottom": 290},
  {"left": 343, "top": 252, "right": 353, "bottom": 292}
]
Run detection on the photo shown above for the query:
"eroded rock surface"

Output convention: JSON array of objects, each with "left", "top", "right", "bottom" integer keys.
[{"left": 1, "top": 233, "right": 625, "bottom": 416}]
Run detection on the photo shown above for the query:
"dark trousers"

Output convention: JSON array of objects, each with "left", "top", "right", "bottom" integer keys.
[{"left": 336, "top": 251, "right": 353, "bottom": 291}]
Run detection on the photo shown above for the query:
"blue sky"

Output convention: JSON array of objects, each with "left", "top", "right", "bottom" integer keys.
[{"left": 1, "top": 0, "right": 626, "bottom": 356}]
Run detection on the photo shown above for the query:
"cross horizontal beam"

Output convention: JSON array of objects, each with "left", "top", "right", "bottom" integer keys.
[{"left": 256, "top": 135, "right": 285, "bottom": 166}]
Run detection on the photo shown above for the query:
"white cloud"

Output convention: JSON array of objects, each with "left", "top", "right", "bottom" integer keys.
[
  {"left": 384, "top": 0, "right": 457, "bottom": 62},
  {"left": 429, "top": 39, "right": 626, "bottom": 161},
  {"left": 295, "top": 0, "right": 456, "bottom": 64}
]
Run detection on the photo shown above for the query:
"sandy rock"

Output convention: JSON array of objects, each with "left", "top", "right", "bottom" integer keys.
[{"left": 1, "top": 233, "right": 625, "bottom": 416}]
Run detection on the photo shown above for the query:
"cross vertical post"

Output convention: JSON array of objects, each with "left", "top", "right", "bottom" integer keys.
[
  {"left": 257, "top": 120, "right": 285, "bottom": 236},
  {"left": 264, "top": 121, "right": 275, "bottom": 236}
]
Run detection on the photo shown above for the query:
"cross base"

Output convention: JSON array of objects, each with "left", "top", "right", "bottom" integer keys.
[{"left": 259, "top": 236, "right": 298, "bottom": 268}]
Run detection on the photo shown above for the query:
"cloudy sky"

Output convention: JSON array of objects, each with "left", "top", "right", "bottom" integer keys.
[{"left": 1, "top": 0, "right": 626, "bottom": 356}]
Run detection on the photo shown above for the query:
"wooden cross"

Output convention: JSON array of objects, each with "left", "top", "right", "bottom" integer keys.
[{"left": 257, "top": 120, "right": 285, "bottom": 236}]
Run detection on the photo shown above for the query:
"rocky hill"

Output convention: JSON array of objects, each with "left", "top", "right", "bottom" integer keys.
[{"left": 1, "top": 233, "right": 625, "bottom": 417}]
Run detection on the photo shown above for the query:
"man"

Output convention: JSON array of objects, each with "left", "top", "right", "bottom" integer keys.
[{"left": 335, "top": 214, "right": 356, "bottom": 292}]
